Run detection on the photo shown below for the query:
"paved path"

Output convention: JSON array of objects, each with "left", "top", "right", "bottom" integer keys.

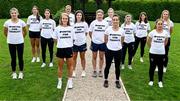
[{"left": 63, "top": 37, "right": 130, "bottom": 101}]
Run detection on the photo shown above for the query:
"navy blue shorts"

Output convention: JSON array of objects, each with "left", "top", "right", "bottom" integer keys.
[
  {"left": 56, "top": 47, "right": 73, "bottom": 58},
  {"left": 90, "top": 42, "right": 106, "bottom": 52},
  {"left": 29, "top": 31, "right": 40, "bottom": 38},
  {"left": 73, "top": 43, "right": 87, "bottom": 52}
]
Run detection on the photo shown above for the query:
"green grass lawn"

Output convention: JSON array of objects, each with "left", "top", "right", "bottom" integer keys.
[
  {"left": 121, "top": 21, "right": 180, "bottom": 100},
  {"left": 0, "top": 19, "right": 180, "bottom": 101},
  {"left": 0, "top": 19, "right": 67, "bottom": 101}
]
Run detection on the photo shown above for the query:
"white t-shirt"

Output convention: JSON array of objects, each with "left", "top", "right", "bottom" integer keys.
[
  {"left": 4, "top": 19, "right": 26, "bottom": 44},
  {"left": 52, "top": 25, "right": 75, "bottom": 48},
  {"left": 69, "top": 13, "right": 75, "bottom": 26},
  {"left": 89, "top": 19, "right": 108, "bottom": 44},
  {"left": 135, "top": 21, "right": 151, "bottom": 38},
  {"left": 105, "top": 26, "right": 125, "bottom": 51},
  {"left": 27, "top": 15, "right": 43, "bottom": 32},
  {"left": 163, "top": 20, "right": 174, "bottom": 37},
  {"left": 73, "top": 22, "right": 89, "bottom": 46},
  {"left": 148, "top": 30, "right": 168, "bottom": 55},
  {"left": 40, "top": 19, "right": 56, "bottom": 39},
  {"left": 104, "top": 17, "right": 112, "bottom": 26},
  {"left": 121, "top": 23, "right": 136, "bottom": 43}
]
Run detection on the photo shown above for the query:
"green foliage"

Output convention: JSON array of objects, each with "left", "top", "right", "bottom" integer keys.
[
  {"left": 112, "top": 1, "right": 180, "bottom": 22},
  {"left": 0, "top": 0, "right": 70, "bottom": 18},
  {"left": 53, "top": 7, "right": 65, "bottom": 25}
]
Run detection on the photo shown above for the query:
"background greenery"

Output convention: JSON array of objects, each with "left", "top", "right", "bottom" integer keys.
[{"left": 0, "top": 0, "right": 180, "bottom": 22}]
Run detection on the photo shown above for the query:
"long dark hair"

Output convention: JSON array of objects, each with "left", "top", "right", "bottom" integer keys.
[
  {"left": 32, "top": 5, "right": 40, "bottom": 21},
  {"left": 44, "top": 9, "right": 53, "bottom": 19},
  {"left": 75, "top": 10, "right": 85, "bottom": 23},
  {"left": 138, "top": 12, "right": 148, "bottom": 23}
]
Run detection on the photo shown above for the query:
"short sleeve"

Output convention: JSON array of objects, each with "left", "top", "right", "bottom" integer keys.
[
  {"left": 53, "top": 20, "right": 56, "bottom": 30},
  {"left": 84, "top": 22, "right": 89, "bottom": 33},
  {"left": 3, "top": 20, "right": 8, "bottom": 28},
  {"left": 148, "top": 31, "right": 153, "bottom": 38},
  {"left": 120, "top": 28, "right": 125, "bottom": 37},
  {"left": 52, "top": 28, "right": 58, "bottom": 39},
  {"left": 21, "top": 20, "right": 26, "bottom": 27},
  {"left": 170, "top": 20, "right": 174, "bottom": 27},
  {"left": 89, "top": 21, "right": 94, "bottom": 32},
  {"left": 105, "top": 27, "right": 109, "bottom": 35},
  {"left": 27, "top": 16, "right": 30, "bottom": 25},
  {"left": 133, "top": 23, "right": 136, "bottom": 33}
]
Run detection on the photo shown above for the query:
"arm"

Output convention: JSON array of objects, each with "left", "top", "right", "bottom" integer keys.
[
  {"left": 3, "top": 27, "right": 8, "bottom": 37},
  {"left": 121, "top": 36, "right": 124, "bottom": 45},
  {"left": 170, "top": 27, "right": 173, "bottom": 35},
  {"left": 89, "top": 32, "right": 92, "bottom": 39},
  {"left": 22, "top": 27, "right": 27, "bottom": 37},
  {"left": 147, "top": 36, "right": 152, "bottom": 48},
  {"left": 165, "top": 38, "right": 168, "bottom": 46},
  {"left": 104, "top": 34, "right": 108, "bottom": 44}
]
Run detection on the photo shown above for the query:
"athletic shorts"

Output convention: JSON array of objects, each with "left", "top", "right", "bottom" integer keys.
[
  {"left": 56, "top": 47, "right": 73, "bottom": 58},
  {"left": 90, "top": 41, "right": 106, "bottom": 52},
  {"left": 29, "top": 31, "right": 40, "bottom": 38},
  {"left": 73, "top": 43, "right": 87, "bottom": 52}
]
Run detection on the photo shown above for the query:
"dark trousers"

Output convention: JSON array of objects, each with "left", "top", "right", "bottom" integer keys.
[
  {"left": 133, "top": 36, "right": 146, "bottom": 57},
  {"left": 149, "top": 53, "right": 164, "bottom": 82},
  {"left": 8, "top": 43, "right": 24, "bottom": 72},
  {"left": 104, "top": 49, "right": 121, "bottom": 80},
  {"left": 41, "top": 37, "right": 54, "bottom": 63},
  {"left": 164, "top": 38, "right": 170, "bottom": 67},
  {"left": 122, "top": 42, "right": 134, "bottom": 65}
]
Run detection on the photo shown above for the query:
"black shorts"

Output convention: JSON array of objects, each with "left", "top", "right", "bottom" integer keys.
[
  {"left": 29, "top": 31, "right": 40, "bottom": 38},
  {"left": 56, "top": 47, "right": 73, "bottom": 58},
  {"left": 73, "top": 43, "right": 87, "bottom": 52},
  {"left": 90, "top": 41, "right": 106, "bottom": 52}
]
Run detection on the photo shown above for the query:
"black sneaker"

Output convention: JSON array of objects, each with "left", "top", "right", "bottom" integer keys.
[
  {"left": 92, "top": 71, "right": 97, "bottom": 77},
  {"left": 115, "top": 81, "right": 121, "bottom": 89},
  {"left": 104, "top": 80, "right": 108, "bottom": 88},
  {"left": 98, "top": 71, "right": 103, "bottom": 77}
]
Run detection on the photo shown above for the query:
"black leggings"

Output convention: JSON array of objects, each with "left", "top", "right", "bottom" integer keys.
[
  {"left": 41, "top": 37, "right": 54, "bottom": 63},
  {"left": 164, "top": 38, "right": 170, "bottom": 67},
  {"left": 122, "top": 42, "right": 134, "bottom": 65},
  {"left": 104, "top": 49, "right": 121, "bottom": 80},
  {"left": 8, "top": 43, "right": 24, "bottom": 72},
  {"left": 133, "top": 36, "right": 146, "bottom": 57},
  {"left": 149, "top": 53, "right": 164, "bottom": 82}
]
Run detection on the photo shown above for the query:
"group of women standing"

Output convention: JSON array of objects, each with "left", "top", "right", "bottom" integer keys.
[{"left": 3, "top": 4, "right": 173, "bottom": 89}]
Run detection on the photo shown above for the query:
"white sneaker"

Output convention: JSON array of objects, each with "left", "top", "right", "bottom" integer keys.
[
  {"left": 49, "top": 62, "right": 53, "bottom": 67},
  {"left": 18, "top": 72, "right": 23, "bottom": 79},
  {"left": 41, "top": 63, "right": 46, "bottom": 68},
  {"left": 31, "top": 57, "right": 36, "bottom": 63},
  {"left": 36, "top": 57, "right": 40, "bottom": 62},
  {"left": 155, "top": 67, "right": 158, "bottom": 72},
  {"left": 140, "top": 57, "right": 144, "bottom": 63},
  {"left": 72, "top": 71, "right": 76, "bottom": 78},
  {"left": 158, "top": 81, "right": 163, "bottom": 88},
  {"left": 163, "top": 67, "right": 167, "bottom": 73},
  {"left": 128, "top": 65, "right": 132, "bottom": 70},
  {"left": 12, "top": 72, "right": 17, "bottom": 79},
  {"left": 67, "top": 79, "right": 73, "bottom": 89},
  {"left": 121, "top": 64, "right": 125, "bottom": 69},
  {"left": 81, "top": 71, "right": 86, "bottom": 77},
  {"left": 148, "top": 81, "right": 153, "bottom": 86},
  {"left": 57, "top": 80, "right": 62, "bottom": 89}
]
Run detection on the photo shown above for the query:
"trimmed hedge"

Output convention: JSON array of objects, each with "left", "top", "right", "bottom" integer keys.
[
  {"left": 1, "top": 0, "right": 180, "bottom": 22},
  {"left": 0, "top": 0, "right": 70, "bottom": 18},
  {"left": 112, "top": 1, "right": 180, "bottom": 22}
]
